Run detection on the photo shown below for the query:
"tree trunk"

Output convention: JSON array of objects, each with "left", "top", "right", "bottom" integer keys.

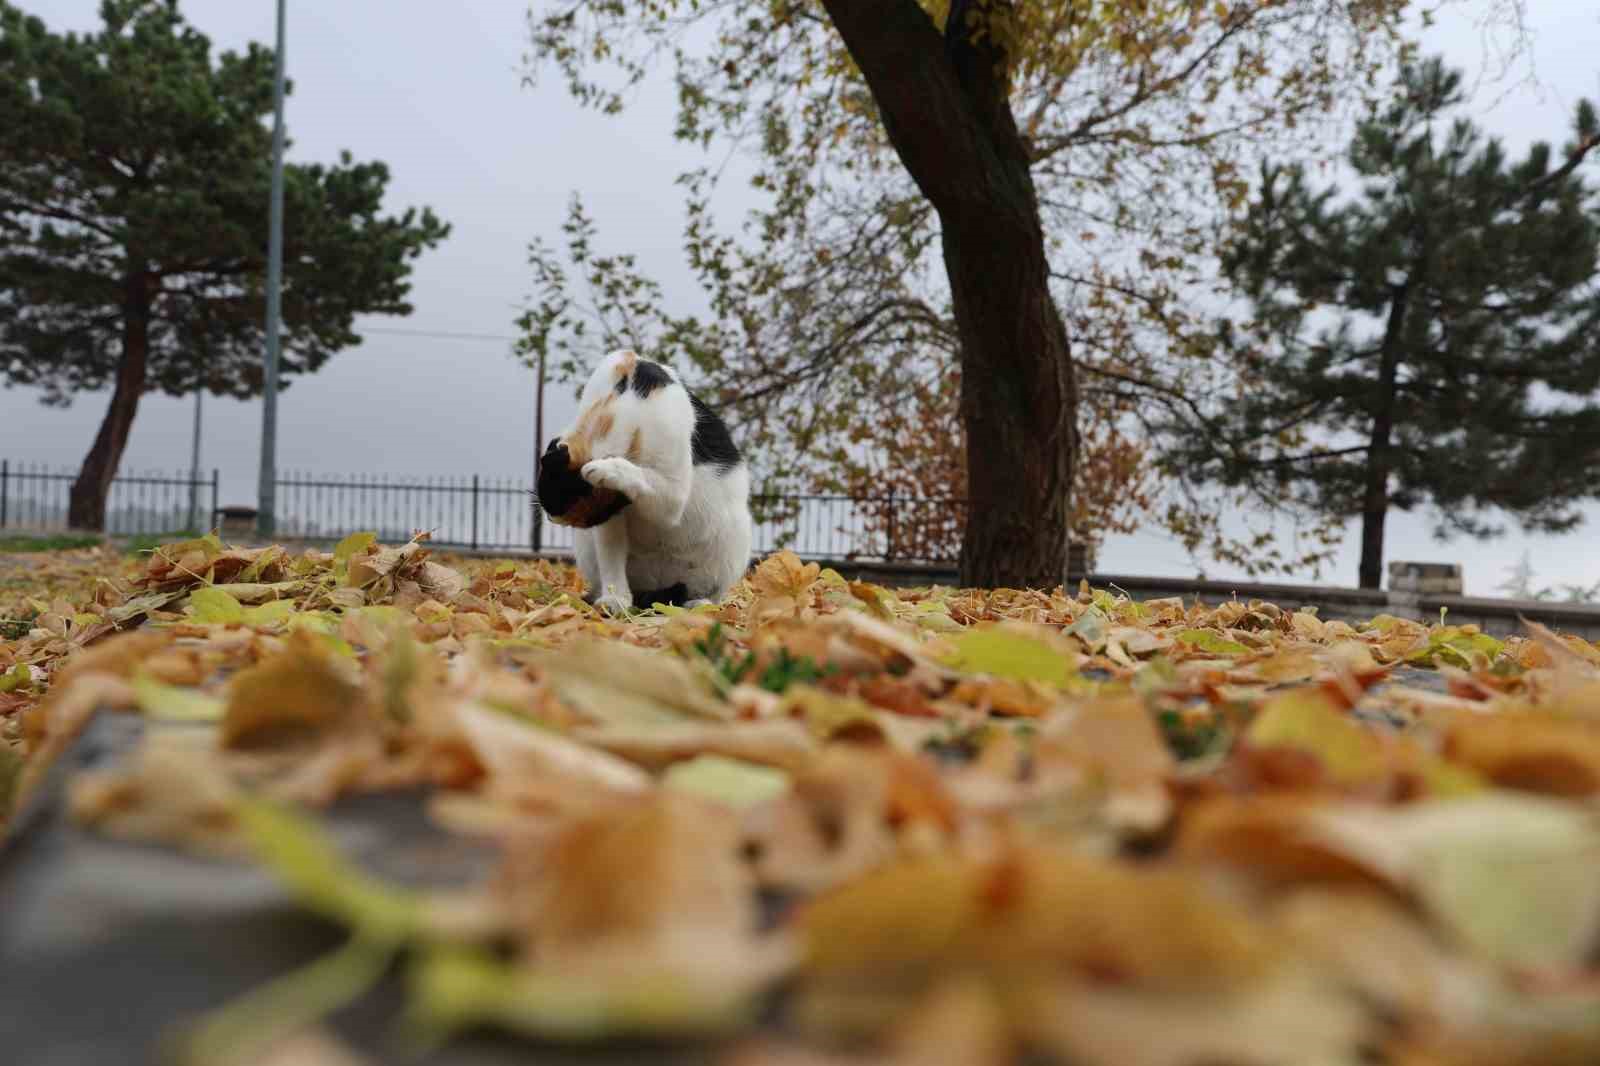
[
  {"left": 69, "top": 272, "right": 152, "bottom": 530},
  {"left": 817, "top": 0, "right": 1076, "bottom": 590},
  {"left": 1357, "top": 285, "right": 1408, "bottom": 589},
  {"left": 945, "top": 206, "right": 1075, "bottom": 589}
]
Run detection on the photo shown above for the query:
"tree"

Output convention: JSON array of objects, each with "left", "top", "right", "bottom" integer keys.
[
  {"left": 0, "top": 0, "right": 449, "bottom": 528},
  {"left": 831, "top": 362, "right": 1154, "bottom": 565},
  {"left": 1494, "top": 551, "right": 1552, "bottom": 601},
  {"left": 518, "top": 0, "right": 1429, "bottom": 588},
  {"left": 1164, "top": 58, "right": 1600, "bottom": 589}
]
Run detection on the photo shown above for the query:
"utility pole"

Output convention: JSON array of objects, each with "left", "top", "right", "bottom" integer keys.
[
  {"left": 187, "top": 371, "right": 203, "bottom": 531},
  {"left": 532, "top": 350, "right": 546, "bottom": 553},
  {"left": 257, "top": 0, "right": 287, "bottom": 539}
]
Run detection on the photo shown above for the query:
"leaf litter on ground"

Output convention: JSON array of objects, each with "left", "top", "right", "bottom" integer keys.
[{"left": 5, "top": 535, "right": 1600, "bottom": 1064}]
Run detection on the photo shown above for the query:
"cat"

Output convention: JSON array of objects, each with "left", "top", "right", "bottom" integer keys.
[{"left": 535, "top": 348, "right": 753, "bottom": 614}]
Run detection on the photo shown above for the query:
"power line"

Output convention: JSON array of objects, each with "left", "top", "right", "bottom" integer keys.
[{"left": 360, "top": 326, "right": 517, "bottom": 343}]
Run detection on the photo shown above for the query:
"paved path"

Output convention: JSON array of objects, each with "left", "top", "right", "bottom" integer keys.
[
  {"left": 0, "top": 713, "right": 712, "bottom": 1066},
  {"left": 1, "top": 666, "right": 1452, "bottom": 1066}
]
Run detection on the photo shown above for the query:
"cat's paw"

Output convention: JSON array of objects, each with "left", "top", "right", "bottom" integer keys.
[
  {"left": 592, "top": 591, "right": 634, "bottom": 616},
  {"left": 581, "top": 457, "right": 647, "bottom": 498},
  {"left": 684, "top": 598, "right": 716, "bottom": 610}
]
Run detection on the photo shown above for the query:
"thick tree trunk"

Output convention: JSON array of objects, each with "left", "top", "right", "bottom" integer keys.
[
  {"left": 1357, "top": 286, "right": 1407, "bottom": 590},
  {"left": 69, "top": 273, "right": 152, "bottom": 530},
  {"left": 818, "top": 0, "right": 1076, "bottom": 590},
  {"left": 945, "top": 206, "right": 1075, "bottom": 589}
]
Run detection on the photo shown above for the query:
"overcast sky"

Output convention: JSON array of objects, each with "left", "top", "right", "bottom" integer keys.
[{"left": 3, "top": 0, "right": 1599, "bottom": 594}]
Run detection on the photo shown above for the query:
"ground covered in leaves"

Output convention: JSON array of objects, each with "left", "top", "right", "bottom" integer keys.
[{"left": 5, "top": 533, "right": 1600, "bottom": 1066}]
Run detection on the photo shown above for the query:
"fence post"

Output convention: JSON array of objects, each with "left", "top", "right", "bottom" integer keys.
[
  {"left": 471, "top": 475, "right": 480, "bottom": 551},
  {"left": 1, "top": 459, "right": 7, "bottom": 529},
  {"left": 210, "top": 469, "right": 220, "bottom": 532},
  {"left": 886, "top": 495, "right": 897, "bottom": 563}
]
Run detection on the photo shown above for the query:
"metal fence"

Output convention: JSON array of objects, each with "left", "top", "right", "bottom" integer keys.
[
  {"left": 1, "top": 461, "right": 965, "bottom": 564},
  {"left": 272, "top": 472, "right": 964, "bottom": 563},
  {"left": 0, "top": 460, "right": 218, "bottom": 537}
]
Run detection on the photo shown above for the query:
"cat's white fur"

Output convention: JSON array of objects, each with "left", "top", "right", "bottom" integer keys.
[{"left": 558, "top": 349, "right": 752, "bottom": 613}]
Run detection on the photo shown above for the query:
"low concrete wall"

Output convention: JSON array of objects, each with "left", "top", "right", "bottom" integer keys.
[
  {"left": 260, "top": 539, "right": 1600, "bottom": 642},
  {"left": 825, "top": 562, "right": 1600, "bottom": 642}
]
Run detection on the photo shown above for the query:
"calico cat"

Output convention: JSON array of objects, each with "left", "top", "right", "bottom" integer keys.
[{"left": 535, "top": 349, "right": 753, "bottom": 613}]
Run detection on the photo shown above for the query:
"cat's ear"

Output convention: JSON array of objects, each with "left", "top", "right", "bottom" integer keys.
[{"left": 541, "top": 439, "right": 569, "bottom": 472}]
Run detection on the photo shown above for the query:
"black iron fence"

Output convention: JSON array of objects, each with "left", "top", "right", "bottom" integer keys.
[
  {"left": 0, "top": 460, "right": 218, "bottom": 537},
  {"left": 271, "top": 472, "right": 963, "bottom": 563},
  {"left": 1, "top": 461, "right": 964, "bottom": 564}
]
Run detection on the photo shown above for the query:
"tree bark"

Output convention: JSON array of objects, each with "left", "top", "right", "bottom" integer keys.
[
  {"left": 818, "top": 0, "right": 1076, "bottom": 590},
  {"left": 944, "top": 199, "right": 1076, "bottom": 589},
  {"left": 69, "top": 271, "right": 152, "bottom": 530},
  {"left": 1357, "top": 285, "right": 1407, "bottom": 589}
]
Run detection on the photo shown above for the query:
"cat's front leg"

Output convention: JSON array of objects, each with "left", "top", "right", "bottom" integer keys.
[
  {"left": 589, "top": 514, "right": 634, "bottom": 615},
  {"left": 572, "top": 529, "right": 601, "bottom": 597},
  {"left": 581, "top": 457, "right": 689, "bottom": 527}
]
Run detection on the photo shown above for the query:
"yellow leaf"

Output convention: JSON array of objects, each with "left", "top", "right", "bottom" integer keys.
[
  {"left": 179, "top": 934, "right": 395, "bottom": 1066},
  {"left": 333, "top": 531, "right": 377, "bottom": 563},
  {"left": 750, "top": 550, "right": 820, "bottom": 599},
  {"left": 407, "top": 945, "right": 760, "bottom": 1043},
  {"left": 243, "top": 599, "right": 298, "bottom": 625},
  {"left": 133, "top": 674, "right": 225, "bottom": 722},
  {"left": 941, "top": 626, "right": 1074, "bottom": 686},
  {"left": 1174, "top": 628, "right": 1250, "bottom": 655},
  {"left": 235, "top": 798, "right": 420, "bottom": 941},
  {"left": 0, "top": 663, "right": 33, "bottom": 693},
  {"left": 222, "top": 643, "right": 364, "bottom": 748},
  {"left": 1310, "top": 793, "right": 1600, "bottom": 969},
  {"left": 1244, "top": 689, "right": 1381, "bottom": 784},
  {"left": 1444, "top": 710, "right": 1600, "bottom": 796},
  {"left": 186, "top": 585, "right": 245, "bottom": 624},
  {"left": 663, "top": 754, "right": 790, "bottom": 809}
]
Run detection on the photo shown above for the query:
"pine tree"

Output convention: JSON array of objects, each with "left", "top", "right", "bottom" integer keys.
[
  {"left": 0, "top": 1, "right": 450, "bottom": 528},
  {"left": 1168, "top": 58, "right": 1600, "bottom": 589}
]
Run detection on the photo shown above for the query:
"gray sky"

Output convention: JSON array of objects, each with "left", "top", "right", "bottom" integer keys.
[{"left": 3, "top": 0, "right": 1598, "bottom": 595}]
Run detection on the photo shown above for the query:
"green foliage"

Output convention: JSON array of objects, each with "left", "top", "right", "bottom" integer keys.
[
  {"left": 1156, "top": 707, "right": 1230, "bottom": 762},
  {"left": 1167, "top": 58, "right": 1600, "bottom": 583},
  {"left": 693, "top": 622, "right": 830, "bottom": 694},
  {"left": 121, "top": 530, "right": 199, "bottom": 556},
  {"left": 0, "top": 533, "right": 102, "bottom": 552}
]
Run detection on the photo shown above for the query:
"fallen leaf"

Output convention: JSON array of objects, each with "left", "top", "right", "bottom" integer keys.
[{"left": 663, "top": 754, "right": 791, "bottom": 809}]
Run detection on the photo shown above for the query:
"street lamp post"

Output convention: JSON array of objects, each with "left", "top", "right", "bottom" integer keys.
[{"left": 257, "top": 0, "right": 287, "bottom": 538}]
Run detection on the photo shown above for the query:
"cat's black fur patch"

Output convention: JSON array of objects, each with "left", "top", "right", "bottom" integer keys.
[
  {"left": 534, "top": 439, "right": 583, "bottom": 518},
  {"left": 689, "top": 393, "right": 742, "bottom": 470},
  {"left": 632, "top": 582, "right": 689, "bottom": 611},
  {"left": 534, "top": 438, "right": 630, "bottom": 526},
  {"left": 613, "top": 375, "right": 628, "bottom": 396},
  {"left": 580, "top": 582, "right": 691, "bottom": 611},
  {"left": 630, "top": 359, "right": 673, "bottom": 398}
]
